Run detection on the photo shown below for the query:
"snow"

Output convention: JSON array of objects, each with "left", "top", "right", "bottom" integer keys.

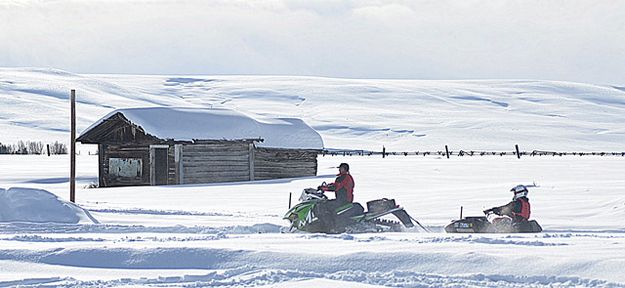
[
  {"left": 2, "top": 68, "right": 625, "bottom": 151},
  {"left": 80, "top": 107, "right": 324, "bottom": 150},
  {"left": 0, "top": 187, "right": 98, "bottom": 224},
  {"left": 1, "top": 155, "right": 625, "bottom": 287},
  {"left": 1, "top": 67, "right": 625, "bottom": 287}
]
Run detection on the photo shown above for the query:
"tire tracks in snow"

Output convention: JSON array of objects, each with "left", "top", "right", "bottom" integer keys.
[
  {"left": 1, "top": 246, "right": 624, "bottom": 287},
  {"left": 0, "top": 222, "right": 282, "bottom": 235}
]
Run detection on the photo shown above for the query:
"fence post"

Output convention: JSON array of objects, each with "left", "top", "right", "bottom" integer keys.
[
  {"left": 46, "top": 144, "right": 50, "bottom": 157},
  {"left": 445, "top": 145, "right": 450, "bottom": 159},
  {"left": 382, "top": 146, "right": 386, "bottom": 158},
  {"left": 288, "top": 192, "right": 292, "bottom": 209},
  {"left": 515, "top": 144, "right": 521, "bottom": 159}
]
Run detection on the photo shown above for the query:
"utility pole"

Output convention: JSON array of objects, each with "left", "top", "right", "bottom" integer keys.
[{"left": 70, "top": 89, "right": 76, "bottom": 203}]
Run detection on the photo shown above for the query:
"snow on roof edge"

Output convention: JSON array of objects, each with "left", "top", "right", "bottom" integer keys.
[{"left": 79, "top": 107, "right": 324, "bottom": 150}]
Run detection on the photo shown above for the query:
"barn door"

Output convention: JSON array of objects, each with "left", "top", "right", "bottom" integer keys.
[{"left": 150, "top": 145, "right": 169, "bottom": 185}]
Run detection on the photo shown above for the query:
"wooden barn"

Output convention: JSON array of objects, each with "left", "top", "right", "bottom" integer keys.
[{"left": 77, "top": 107, "right": 324, "bottom": 187}]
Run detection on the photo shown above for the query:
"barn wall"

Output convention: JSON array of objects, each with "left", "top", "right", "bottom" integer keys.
[
  {"left": 167, "top": 145, "right": 176, "bottom": 184},
  {"left": 99, "top": 142, "right": 319, "bottom": 186},
  {"left": 181, "top": 143, "right": 251, "bottom": 184},
  {"left": 100, "top": 144, "right": 151, "bottom": 187},
  {"left": 253, "top": 148, "right": 318, "bottom": 180}
]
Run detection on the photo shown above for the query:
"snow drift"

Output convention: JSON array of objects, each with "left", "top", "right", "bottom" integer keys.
[{"left": 0, "top": 187, "right": 98, "bottom": 224}]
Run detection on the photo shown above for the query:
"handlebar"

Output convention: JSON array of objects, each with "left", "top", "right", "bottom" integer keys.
[{"left": 483, "top": 207, "right": 501, "bottom": 215}]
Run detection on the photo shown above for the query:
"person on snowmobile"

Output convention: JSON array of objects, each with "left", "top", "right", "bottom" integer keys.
[
  {"left": 313, "top": 163, "right": 356, "bottom": 232},
  {"left": 484, "top": 185, "right": 531, "bottom": 224},
  {"left": 318, "top": 163, "right": 355, "bottom": 205}
]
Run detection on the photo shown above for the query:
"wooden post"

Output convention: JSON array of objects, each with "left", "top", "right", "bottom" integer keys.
[
  {"left": 445, "top": 145, "right": 450, "bottom": 159},
  {"left": 515, "top": 144, "right": 521, "bottom": 159},
  {"left": 382, "top": 146, "right": 386, "bottom": 158},
  {"left": 174, "top": 144, "right": 183, "bottom": 184},
  {"left": 98, "top": 144, "right": 105, "bottom": 187},
  {"left": 70, "top": 89, "right": 76, "bottom": 203},
  {"left": 46, "top": 144, "right": 50, "bottom": 157},
  {"left": 149, "top": 146, "right": 155, "bottom": 185},
  {"left": 248, "top": 143, "right": 255, "bottom": 181}
]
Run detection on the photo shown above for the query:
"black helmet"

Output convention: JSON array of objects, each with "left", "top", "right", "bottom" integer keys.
[{"left": 337, "top": 163, "right": 350, "bottom": 171}]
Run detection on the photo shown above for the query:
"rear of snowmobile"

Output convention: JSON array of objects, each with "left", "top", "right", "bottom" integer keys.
[{"left": 284, "top": 188, "right": 418, "bottom": 234}]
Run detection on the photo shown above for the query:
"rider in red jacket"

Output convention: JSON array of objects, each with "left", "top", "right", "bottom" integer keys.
[
  {"left": 485, "top": 185, "right": 531, "bottom": 223},
  {"left": 319, "top": 163, "right": 355, "bottom": 204}
]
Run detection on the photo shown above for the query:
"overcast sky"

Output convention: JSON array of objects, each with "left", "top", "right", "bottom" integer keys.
[{"left": 1, "top": 0, "right": 624, "bottom": 84}]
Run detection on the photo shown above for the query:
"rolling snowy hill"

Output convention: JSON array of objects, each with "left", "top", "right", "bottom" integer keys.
[{"left": 2, "top": 67, "right": 625, "bottom": 151}]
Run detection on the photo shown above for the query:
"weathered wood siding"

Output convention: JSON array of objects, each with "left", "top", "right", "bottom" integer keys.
[
  {"left": 254, "top": 148, "right": 318, "bottom": 180},
  {"left": 181, "top": 143, "right": 251, "bottom": 184},
  {"left": 100, "top": 144, "right": 150, "bottom": 187},
  {"left": 99, "top": 142, "right": 319, "bottom": 186},
  {"left": 168, "top": 146, "right": 177, "bottom": 184}
]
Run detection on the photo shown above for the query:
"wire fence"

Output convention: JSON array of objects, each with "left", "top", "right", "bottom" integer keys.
[{"left": 321, "top": 145, "right": 625, "bottom": 158}]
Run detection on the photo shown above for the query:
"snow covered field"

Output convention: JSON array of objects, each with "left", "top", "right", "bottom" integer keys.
[
  {"left": 1, "top": 154, "right": 625, "bottom": 287},
  {"left": 1, "top": 68, "right": 625, "bottom": 287}
]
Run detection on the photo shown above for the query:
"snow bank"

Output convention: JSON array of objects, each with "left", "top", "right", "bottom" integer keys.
[{"left": 0, "top": 187, "right": 98, "bottom": 224}]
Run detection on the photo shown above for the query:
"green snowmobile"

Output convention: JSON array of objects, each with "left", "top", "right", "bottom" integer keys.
[{"left": 284, "top": 188, "right": 417, "bottom": 233}]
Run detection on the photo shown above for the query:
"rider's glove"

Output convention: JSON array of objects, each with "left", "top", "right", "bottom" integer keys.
[{"left": 484, "top": 207, "right": 499, "bottom": 215}]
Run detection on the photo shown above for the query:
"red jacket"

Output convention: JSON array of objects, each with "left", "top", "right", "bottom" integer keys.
[
  {"left": 497, "top": 197, "right": 531, "bottom": 222},
  {"left": 513, "top": 197, "right": 531, "bottom": 220},
  {"left": 321, "top": 172, "right": 355, "bottom": 203}
]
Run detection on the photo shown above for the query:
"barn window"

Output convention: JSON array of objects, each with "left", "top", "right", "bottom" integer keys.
[{"left": 109, "top": 158, "right": 142, "bottom": 178}]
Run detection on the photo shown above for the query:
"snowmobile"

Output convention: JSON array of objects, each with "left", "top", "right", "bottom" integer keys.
[
  {"left": 284, "top": 188, "right": 418, "bottom": 233},
  {"left": 445, "top": 207, "right": 542, "bottom": 233}
]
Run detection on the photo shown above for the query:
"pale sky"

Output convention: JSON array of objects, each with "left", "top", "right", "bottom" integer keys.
[{"left": 1, "top": 0, "right": 624, "bottom": 84}]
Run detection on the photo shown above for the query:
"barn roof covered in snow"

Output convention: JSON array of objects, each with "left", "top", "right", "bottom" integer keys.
[{"left": 77, "top": 107, "right": 324, "bottom": 150}]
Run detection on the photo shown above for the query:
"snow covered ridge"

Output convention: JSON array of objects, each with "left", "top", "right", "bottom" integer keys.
[
  {"left": 3, "top": 67, "right": 625, "bottom": 150},
  {"left": 79, "top": 107, "right": 324, "bottom": 150},
  {"left": 0, "top": 187, "right": 98, "bottom": 224}
]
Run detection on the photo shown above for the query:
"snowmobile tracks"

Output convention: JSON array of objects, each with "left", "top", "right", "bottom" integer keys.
[{"left": 372, "top": 218, "right": 403, "bottom": 232}]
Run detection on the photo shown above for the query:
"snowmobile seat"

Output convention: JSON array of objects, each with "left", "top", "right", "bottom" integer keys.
[{"left": 337, "top": 202, "right": 364, "bottom": 218}]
